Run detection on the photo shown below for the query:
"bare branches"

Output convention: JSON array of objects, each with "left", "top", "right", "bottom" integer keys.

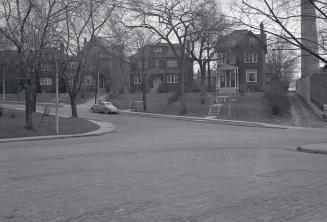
[{"left": 233, "top": 0, "right": 327, "bottom": 65}]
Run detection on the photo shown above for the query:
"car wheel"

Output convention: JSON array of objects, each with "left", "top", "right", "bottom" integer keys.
[
  {"left": 90, "top": 107, "right": 95, "bottom": 113},
  {"left": 105, "top": 110, "right": 110, "bottom": 114}
]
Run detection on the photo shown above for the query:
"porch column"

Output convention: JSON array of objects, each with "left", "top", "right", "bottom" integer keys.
[{"left": 216, "top": 69, "right": 220, "bottom": 92}]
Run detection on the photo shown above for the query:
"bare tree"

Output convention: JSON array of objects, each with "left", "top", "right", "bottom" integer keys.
[
  {"left": 58, "top": 0, "right": 119, "bottom": 117},
  {"left": 266, "top": 36, "right": 299, "bottom": 86},
  {"left": 187, "top": 0, "right": 231, "bottom": 92},
  {"left": 0, "top": 0, "right": 68, "bottom": 129},
  {"left": 131, "top": 28, "right": 156, "bottom": 111},
  {"left": 233, "top": 0, "right": 327, "bottom": 65},
  {"left": 125, "top": 0, "right": 199, "bottom": 115}
]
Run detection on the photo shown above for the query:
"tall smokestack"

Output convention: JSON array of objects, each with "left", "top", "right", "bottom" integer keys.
[{"left": 301, "top": 0, "right": 319, "bottom": 77}]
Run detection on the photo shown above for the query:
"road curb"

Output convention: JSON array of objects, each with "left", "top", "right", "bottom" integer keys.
[
  {"left": 297, "top": 145, "right": 327, "bottom": 155},
  {"left": 119, "top": 110, "right": 287, "bottom": 129},
  {"left": 0, "top": 120, "right": 117, "bottom": 143}
]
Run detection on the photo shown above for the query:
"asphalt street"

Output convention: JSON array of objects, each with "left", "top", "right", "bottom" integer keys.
[{"left": 1, "top": 106, "right": 327, "bottom": 221}]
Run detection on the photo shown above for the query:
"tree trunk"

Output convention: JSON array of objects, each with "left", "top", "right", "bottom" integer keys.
[
  {"left": 142, "top": 82, "right": 147, "bottom": 112},
  {"left": 69, "top": 92, "right": 78, "bottom": 117},
  {"left": 179, "top": 54, "right": 187, "bottom": 115},
  {"left": 25, "top": 84, "right": 34, "bottom": 130},
  {"left": 32, "top": 86, "right": 37, "bottom": 112},
  {"left": 199, "top": 63, "right": 206, "bottom": 87},
  {"left": 207, "top": 60, "right": 211, "bottom": 92},
  {"left": 199, "top": 63, "right": 206, "bottom": 95}
]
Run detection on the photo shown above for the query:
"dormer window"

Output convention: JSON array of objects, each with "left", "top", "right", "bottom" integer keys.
[{"left": 153, "top": 47, "right": 163, "bottom": 53}]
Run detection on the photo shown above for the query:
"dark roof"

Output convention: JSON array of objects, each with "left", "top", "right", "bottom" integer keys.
[
  {"left": 216, "top": 30, "right": 266, "bottom": 50},
  {"left": 131, "top": 43, "right": 183, "bottom": 60}
]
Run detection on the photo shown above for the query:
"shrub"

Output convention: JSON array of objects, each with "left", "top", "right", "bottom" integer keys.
[
  {"left": 167, "top": 91, "right": 180, "bottom": 104},
  {"left": 269, "top": 94, "right": 291, "bottom": 116},
  {"left": 158, "top": 83, "right": 167, "bottom": 93},
  {"left": 265, "top": 80, "right": 291, "bottom": 116},
  {"left": 200, "top": 91, "right": 207, "bottom": 104},
  {"left": 10, "top": 112, "right": 16, "bottom": 119}
]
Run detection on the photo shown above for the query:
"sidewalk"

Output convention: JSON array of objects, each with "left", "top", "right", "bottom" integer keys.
[
  {"left": 119, "top": 110, "right": 324, "bottom": 130},
  {"left": 297, "top": 143, "right": 327, "bottom": 155},
  {"left": 0, "top": 120, "right": 116, "bottom": 143}
]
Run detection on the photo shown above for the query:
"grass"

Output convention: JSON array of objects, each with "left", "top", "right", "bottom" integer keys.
[
  {"left": 0, "top": 107, "right": 99, "bottom": 139},
  {"left": 1, "top": 92, "right": 96, "bottom": 105},
  {"left": 109, "top": 92, "right": 286, "bottom": 124},
  {"left": 109, "top": 92, "right": 216, "bottom": 117}
]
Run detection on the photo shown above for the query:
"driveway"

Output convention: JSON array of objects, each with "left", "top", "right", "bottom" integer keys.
[{"left": 289, "top": 93, "right": 327, "bottom": 128}]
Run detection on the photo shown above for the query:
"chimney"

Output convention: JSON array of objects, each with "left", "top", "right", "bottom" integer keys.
[
  {"left": 260, "top": 22, "right": 266, "bottom": 44},
  {"left": 301, "top": 0, "right": 319, "bottom": 77}
]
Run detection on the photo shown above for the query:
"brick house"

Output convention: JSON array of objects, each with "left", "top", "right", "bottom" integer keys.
[
  {"left": 1, "top": 37, "right": 128, "bottom": 95},
  {"left": 0, "top": 47, "right": 67, "bottom": 94},
  {"left": 81, "top": 37, "right": 128, "bottom": 94},
  {"left": 129, "top": 43, "right": 193, "bottom": 93},
  {"left": 215, "top": 24, "right": 267, "bottom": 93},
  {"left": 0, "top": 49, "right": 19, "bottom": 94}
]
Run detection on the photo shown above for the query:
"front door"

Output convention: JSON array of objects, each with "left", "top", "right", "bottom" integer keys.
[{"left": 153, "top": 75, "right": 161, "bottom": 92}]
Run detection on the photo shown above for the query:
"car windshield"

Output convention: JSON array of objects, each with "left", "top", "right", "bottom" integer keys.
[{"left": 103, "top": 102, "right": 113, "bottom": 105}]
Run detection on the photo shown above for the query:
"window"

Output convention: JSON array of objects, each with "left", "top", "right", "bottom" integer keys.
[
  {"left": 244, "top": 52, "right": 251, "bottom": 63},
  {"left": 40, "top": 77, "right": 52, "bottom": 86},
  {"left": 167, "top": 60, "right": 178, "bottom": 68},
  {"left": 41, "top": 64, "right": 52, "bottom": 72},
  {"left": 252, "top": 51, "right": 258, "bottom": 63},
  {"left": 84, "top": 75, "right": 93, "bottom": 85},
  {"left": 246, "top": 69, "right": 257, "bottom": 82},
  {"left": 217, "top": 53, "right": 227, "bottom": 64},
  {"left": 250, "top": 37, "right": 256, "bottom": 45},
  {"left": 138, "top": 61, "right": 148, "bottom": 69},
  {"left": 167, "top": 74, "right": 178, "bottom": 83},
  {"left": 155, "top": 59, "right": 160, "bottom": 67},
  {"left": 153, "top": 47, "right": 162, "bottom": 53},
  {"left": 70, "top": 62, "right": 78, "bottom": 70},
  {"left": 229, "top": 53, "right": 236, "bottom": 64},
  {"left": 134, "top": 75, "right": 141, "bottom": 84}
]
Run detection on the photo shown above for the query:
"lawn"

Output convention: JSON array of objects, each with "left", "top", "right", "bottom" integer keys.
[
  {"left": 1, "top": 92, "right": 96, "bottom": 105},
  {"left": 0, "top": 107, "right": 99, "bottom": 139},
  {"left": 109, "top": 92, "right": 286, "bottom": 124},
  {"left": 109, "top": 92, "right": 216, "bottom": 117}
]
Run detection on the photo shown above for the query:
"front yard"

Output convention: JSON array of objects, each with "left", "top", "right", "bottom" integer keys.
[
  {"left": 108, "top": 92, "right": 286, "bottom": 124},
  {"left": 0, "top": 107, "right": 99, "bottom": 139}
]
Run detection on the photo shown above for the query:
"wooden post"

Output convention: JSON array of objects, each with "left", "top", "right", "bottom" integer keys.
[{"left": 2, "top": 71, "right": 5, "bottom": 101}]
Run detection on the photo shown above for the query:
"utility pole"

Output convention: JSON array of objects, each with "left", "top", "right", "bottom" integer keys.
[
  {"left": 54, "top": 54, "right": 59, "bottom": 135},
  {"left": 2, "top": 71, "right": 5, "bottom": 101},
  {"left": 228, "top": 70, "right": 232, "bottom": 120},
  {"left": 95, "top": 58, "right": 100, "bottom": 104}
]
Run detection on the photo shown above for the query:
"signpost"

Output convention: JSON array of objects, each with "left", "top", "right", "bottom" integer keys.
[
  {"left": 2, "top": 71, "right": 5, "bottom": 101},
  {"left": 53, "top": 54, "right": 59, "bottom": 135}
]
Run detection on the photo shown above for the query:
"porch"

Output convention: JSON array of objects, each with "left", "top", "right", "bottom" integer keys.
[{"left": 216, "top": 64, "right": 239, "bottom": 94}]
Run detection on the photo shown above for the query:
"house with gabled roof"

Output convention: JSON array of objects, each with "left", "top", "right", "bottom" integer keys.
[
  {"left": 215, "top": 23, "right": 267, "bottom": 93},
  {"left": 81, "top": 37, "right": 129, "bottom": 93},
  {"left": 129, "top": 42, "right": 193, "bottom": 93}
]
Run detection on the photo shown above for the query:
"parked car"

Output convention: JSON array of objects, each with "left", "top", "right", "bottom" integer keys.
[{"left": 90, "top": 101, "right": 118, "bottom": 114}]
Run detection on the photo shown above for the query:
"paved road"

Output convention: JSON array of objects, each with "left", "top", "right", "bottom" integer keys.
[{"left": 1, "top": 108, "right": 327, "bottom": 221}]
